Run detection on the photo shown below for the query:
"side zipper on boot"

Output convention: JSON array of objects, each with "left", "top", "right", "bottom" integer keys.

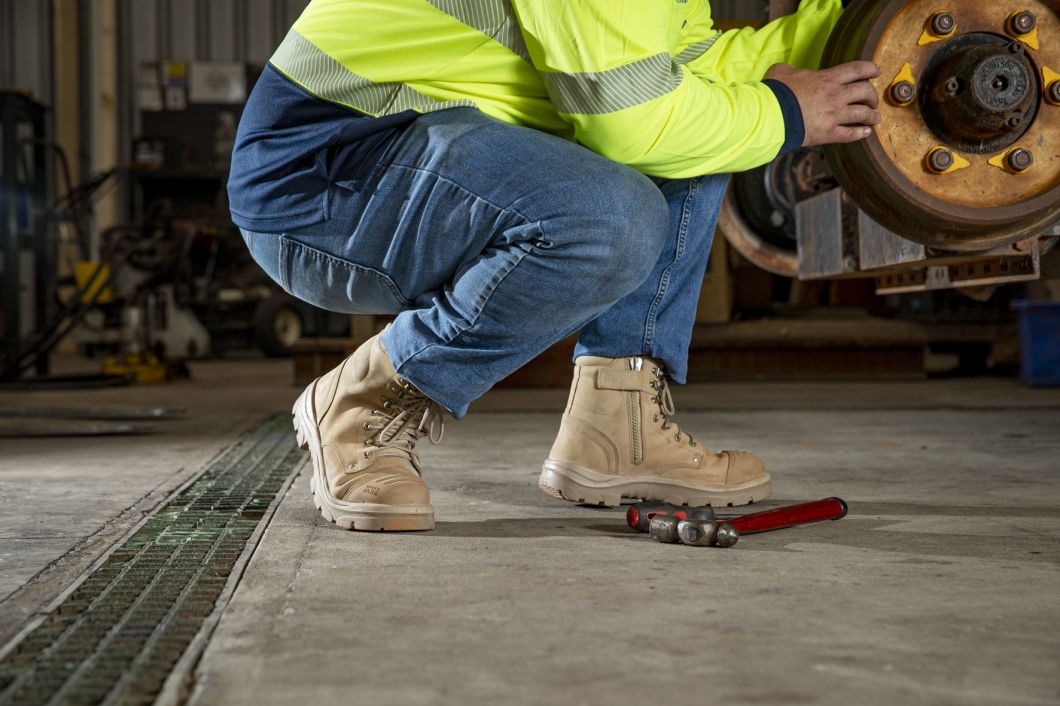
[
  {"left": 627, "top": 357, "right": 644, "bottom": 465},
  {"left": 628, "top": 391, "right": 643, "bottom": 465}
]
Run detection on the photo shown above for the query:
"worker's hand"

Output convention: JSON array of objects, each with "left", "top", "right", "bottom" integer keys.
[{"left": 765, "top": 61, "right": 881, "bottom": 147}]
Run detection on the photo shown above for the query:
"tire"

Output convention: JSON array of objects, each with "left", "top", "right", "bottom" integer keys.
[{"left": 253, "top": 296, "right": 304, "bottom": 357}]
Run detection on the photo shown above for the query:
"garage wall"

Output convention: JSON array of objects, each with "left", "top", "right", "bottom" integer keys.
[
  {"left": 714, "top": 0, "right": 768, "bottom": 21},
  {"left": 123, "top": 0, "right": 309, "bottom": 65},
  {"left": 0, "top": 0, "right": 54, "bottom": 105}
]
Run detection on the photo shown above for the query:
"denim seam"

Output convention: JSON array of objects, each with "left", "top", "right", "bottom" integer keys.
[
  {"left": 281, "top": 235, "right": 414, "bottom": 305},
  {"left": 279, "top": 237, "right": 293, "bottom": 292},
  {"left": 230, "top": 204, "right": 322, "bottom": 220},
  {"left": 387, "top": 162, "right": 537, "bottom": 227},
  {"left": 394, "top": 243, "right": 533, "bottom": 371},
  {"left": 642, "top": 177, "right": 698, "bottom": 353}
]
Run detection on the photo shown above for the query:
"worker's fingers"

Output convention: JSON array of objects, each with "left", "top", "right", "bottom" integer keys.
[
  {"left": 842, "top": 104, "right": 882, "bottom": 126},
  {"left": 830, "top": 124, "right": 874, "bottom": 143},
  {"left": 827, "top": 60, "right": 880, "bottom": 84},
  {"left": 843, "top": 81, "right": 880, "bottom": 109}
]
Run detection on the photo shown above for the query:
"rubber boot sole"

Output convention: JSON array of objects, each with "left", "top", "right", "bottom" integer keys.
[
  {"left": 292, "top": 385, "right": 435, "bottom": 531},
  {"left": 538, "top": 459, "right": 772, "bottom": 508}
]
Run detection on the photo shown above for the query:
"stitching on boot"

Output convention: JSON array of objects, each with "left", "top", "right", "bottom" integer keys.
[
  {"left": 561, "top": 417, "right": 618, "bottom": 475},
  {"left": 323, "top": 442, "right": 351, "bottom": 472},
  {"left": 317, "top": 358, "right": 347, "bottom": 419}
]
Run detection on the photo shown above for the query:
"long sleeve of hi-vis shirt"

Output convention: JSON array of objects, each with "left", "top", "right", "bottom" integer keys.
[
  {"left": 677, "top": 0, "right": 844, "bottom": 82},
  {"left": 510, "top": 0, "right": 843, "bottom": 179}
]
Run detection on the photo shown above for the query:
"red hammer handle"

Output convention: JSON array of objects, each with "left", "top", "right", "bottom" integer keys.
[{"left": 727, "top": 497, "right": 847, "bottom": 535}]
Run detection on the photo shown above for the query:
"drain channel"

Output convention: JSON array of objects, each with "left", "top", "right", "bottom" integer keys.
[{"left": 0, "top": 414, "right": 304, "bottom": 706}]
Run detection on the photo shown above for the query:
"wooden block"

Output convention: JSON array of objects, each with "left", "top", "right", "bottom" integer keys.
[
  {"left": 687, "top": 317, "right": 927, "bottom": 380},
  {"left": 696, "top": 235, "right": 732, "bottom": 324}
]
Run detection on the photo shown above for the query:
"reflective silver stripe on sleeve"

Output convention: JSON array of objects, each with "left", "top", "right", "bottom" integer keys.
[
  {"left": 542, "top": 53, "right": 684, "bottom": 115},
  {"left": 425, "top": 0, "right": 530, "bottom": 62},
  {"left": 673, "top": 32, "right": 721, "bottom": 65},
  {"left": 270, "top": 30, "right": 475, "bottom": 116}
]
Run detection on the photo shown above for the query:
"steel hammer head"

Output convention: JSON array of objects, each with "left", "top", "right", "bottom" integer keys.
[{"left": 677, "top": 520, "right": 739, "bottom": 548}]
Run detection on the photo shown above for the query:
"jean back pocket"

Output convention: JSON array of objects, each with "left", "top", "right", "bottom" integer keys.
[{"left": 279, "top": 236, "right": 411, "bottom": 315}]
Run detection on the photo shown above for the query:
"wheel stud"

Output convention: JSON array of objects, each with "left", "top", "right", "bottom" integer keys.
[
  {"left": 889, "top": 80, "right": 916, "bottom": 105},
  {"left": 929, "top": 11, "right": 957, "bottom": 37},
  {"left": 944, "top": 77, "right": 960, "bottom": 96},
  {"left": 1048, "top": 80, "right": 1060, "bottom": 105},
  {"left": 1008, "top": 10, "right": 1037, "bottom": 36},
  {"left": 926, "top": 148, "right": 955, "bottom": 173},
  {"left": 1007, "top": 148, "right": 1033, "bottom": 172}
]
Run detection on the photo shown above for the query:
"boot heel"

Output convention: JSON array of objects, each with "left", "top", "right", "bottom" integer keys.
[
  {"left": 539, "top": 461, "right": 621, "bottom": 507},
  {"left": 291, "top": 390, "right": 311, "bottom": 450}
]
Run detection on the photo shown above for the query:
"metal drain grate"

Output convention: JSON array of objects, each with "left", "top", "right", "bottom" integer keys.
[{"left": 0, "top": 413, "right": 304, "bottom": 706}]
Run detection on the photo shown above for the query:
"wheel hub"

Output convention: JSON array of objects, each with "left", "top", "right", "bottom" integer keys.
[{"left": 920, "top": 33, "right": 1040, "bottom": 153}]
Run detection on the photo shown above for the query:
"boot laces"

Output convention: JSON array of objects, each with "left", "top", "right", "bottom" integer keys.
[
  {"left": 649, "top": 365, "right": 697, "bottom": 448},
  {"left": 361, "top": 379, "right": 445, "bottom": 470}
]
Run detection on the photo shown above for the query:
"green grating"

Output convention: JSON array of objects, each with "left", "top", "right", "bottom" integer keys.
[{"left": 0, "top": 413, "right": 305, "bottom": 706}]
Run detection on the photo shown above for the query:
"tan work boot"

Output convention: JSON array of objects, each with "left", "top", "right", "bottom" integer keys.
[
  {"left": 292, "top": 333, "right": 443, "bottom": 531},
  {"left": 540, "top": 356, "right": 771, "bottom": 507}
]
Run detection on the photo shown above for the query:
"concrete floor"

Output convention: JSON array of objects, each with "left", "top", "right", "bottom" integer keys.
[{"left": 2, "top": 359, "right": 1059, "bottom": 705}]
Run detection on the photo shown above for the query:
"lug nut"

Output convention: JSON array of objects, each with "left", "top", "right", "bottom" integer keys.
[
  {"left": 1009, "top": 10, "right": 1037, "bottom": 36},
  {"left": 1007, "top": 148, "right": 1033, "bottom": 172},
  {"left": 930, "top": 11, "right": 957, "bottom": 36},
  {"left": 926, "top": 148, "right": 955, "bottom": 173},
  {"left": 1048, "top": 81, "right": 1060, "bottom": 105},
  {"left": 890, "top": 80, "right": 916, "bottom": 105}
]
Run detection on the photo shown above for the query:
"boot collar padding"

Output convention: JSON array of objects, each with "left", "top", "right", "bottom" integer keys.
[{"left": 595, "top": 368, "right": 652, "bottom": 391}]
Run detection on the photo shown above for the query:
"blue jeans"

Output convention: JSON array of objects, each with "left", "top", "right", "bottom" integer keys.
[{"left": 242, "top": 108, "right": 728, "bottom": 418}]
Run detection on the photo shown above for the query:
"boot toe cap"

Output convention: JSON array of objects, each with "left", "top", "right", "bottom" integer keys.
[
  {"left": 725, "top": 450, "right": 768, "bottom": 485},
  {"left": 341, "top": 472, "right": 431, "bottom": 506}
]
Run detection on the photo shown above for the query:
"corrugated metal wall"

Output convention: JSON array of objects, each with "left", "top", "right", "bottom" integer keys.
[
  {"left": 123, "top": 0, "right": 309, "bottom": 66},
  {"left": 0, "top": 0, "right": 54, "bottom": 105}
]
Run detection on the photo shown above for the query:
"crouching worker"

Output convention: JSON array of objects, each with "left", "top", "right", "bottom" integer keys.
[{"left": 229, "top": 0, "right": 879, "bottom": 531}]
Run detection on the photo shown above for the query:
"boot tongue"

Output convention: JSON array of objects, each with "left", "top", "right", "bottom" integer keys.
[{"left": 648, "top": 365, "right": 701, "bottom": 449}]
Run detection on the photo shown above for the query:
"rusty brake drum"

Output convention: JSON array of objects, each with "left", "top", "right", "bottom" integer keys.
[{"left": 823, "top": 0, "right": 1060, "bottom": 251}]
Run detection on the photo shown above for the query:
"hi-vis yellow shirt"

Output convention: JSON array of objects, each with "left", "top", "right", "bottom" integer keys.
[{"left": 269, "top": 0, "right": 843, "bottom": 178}]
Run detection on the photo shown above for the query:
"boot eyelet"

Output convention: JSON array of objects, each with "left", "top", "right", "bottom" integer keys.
[
  {"left": 363, "top": 422, "right": 372, "bottom": 430},
  {"left": 690, "top": 440, "right": 697, "bottom": 447},
  {"left": 674, "top": 433, "right": 681, "bottom": 442},
  {"left": 652, "top": 414, "right": 659, "bottom": 422},
  {"left": 363, "top": 439, "right": 374, "bottom": 447},
  {"left": 363, "top": 451, "right": 372, "bottom": 459},
  {"left": 381, "top": 398, "right": 392, "bottom": 408}
]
